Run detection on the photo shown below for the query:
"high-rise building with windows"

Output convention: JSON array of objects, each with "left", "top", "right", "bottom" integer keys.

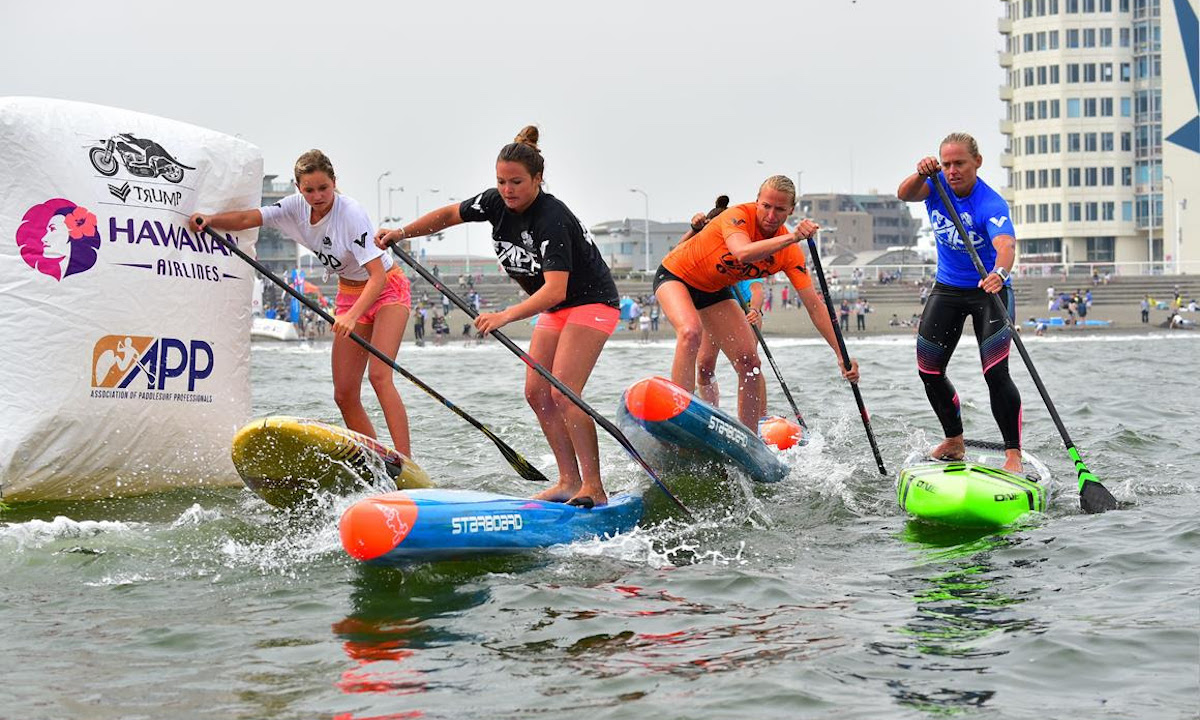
[{"left": 999, "top": 0, "right": 1197, "bottom": 271}]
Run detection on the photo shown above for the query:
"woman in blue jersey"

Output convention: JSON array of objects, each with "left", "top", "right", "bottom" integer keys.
[{"left": 897, "top": 133, "right": 1023, "bottom": 473}]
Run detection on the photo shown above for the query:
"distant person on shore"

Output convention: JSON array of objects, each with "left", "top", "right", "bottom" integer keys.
[
  {"left": 839, "top": 299, "right": 851, "bottom": 332},
  {"left": 1141, "top": 295, "right": 1151, "bottom": 323},
  {"left": 654, "top": 175, "right": 859, "bottom": 430},
  {"left": 898, "top": 132, "right": 1023, "bottom": 474},
  {"left": 854, "top": 299, "right": 866, "bottom": 331},
  {"left": 375, "top": 125, "right": 620, "bottom": 508},
  {"left": 675, "top": 196, "right": 765, "bottom": 407},
  {"left": 190, "top": 150, "right": 414, "bottom": 456}
]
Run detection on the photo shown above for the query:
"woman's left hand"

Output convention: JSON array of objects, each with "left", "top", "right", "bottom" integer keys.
[
  {"left": 745, "top": 308, "right": 763, "bottom": 327},
  {"left": 840, "top": 357, "right": 860, "bottom": 383},
  {"left": 979, "top": 272, "right": 1005, "bottom": 294},
  {"left": 474, "top": 309, "right": 512, "bottom": 334}
]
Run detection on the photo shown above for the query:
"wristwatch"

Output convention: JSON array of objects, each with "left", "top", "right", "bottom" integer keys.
[{"left": 994, "top": 266, "right": 1010, "bottom": 282}]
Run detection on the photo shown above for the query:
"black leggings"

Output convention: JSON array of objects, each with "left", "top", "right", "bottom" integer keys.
[{"left": 916, "top": 283, "right": 1022, "bottom": 449}]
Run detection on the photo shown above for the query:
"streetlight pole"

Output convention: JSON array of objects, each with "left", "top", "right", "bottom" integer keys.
[
  {"left": 630, "top": 188, "right": 649, "bottom": 273},
  {"left": 796, "top": 170, "right": 803, "bottom": 198},
  {"left": 1165, "top": 175, "right": 1178, "bottom": 274},
  {"left": 375, "top": 170, "right": 391, "bottom": 224}
]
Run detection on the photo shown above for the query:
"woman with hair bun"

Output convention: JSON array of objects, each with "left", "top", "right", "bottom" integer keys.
[
  {"left": 189, "top": 149, "right": 414, "bottom": 456},
  {"left": 376, "top": 126, "right": 620, "bottom": 508}
]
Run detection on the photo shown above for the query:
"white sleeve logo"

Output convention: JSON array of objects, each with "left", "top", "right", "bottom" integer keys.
[{"left": 989, "top": 216, "right": 1009, "bottom": 228}]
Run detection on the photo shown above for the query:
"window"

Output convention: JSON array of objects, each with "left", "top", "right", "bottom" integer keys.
[
  {"left": 1120, "top": 0, "right": 1129, "bottom": 10},
  {"left": 1083, "top": 0, "right": 1095, "bottom": 11},
  {"left": 1086, "top": 202, "right": 1099, "bottom": 221},
  {"left": 1085, "top": 98, "right": 1098, "bottom": 116},
  {"left": 1024, "top": 33, "right": 1034, "bottom": 52},
  {"left": 1099, "top": 0, "right": 1111, "bottom": 10},
  {"left": 1122, "top": 201, "right": 1133, "bottom": 221},
  {"left": 1038, "top": 66, "right": 1048, "bottom": 85},
  {"left": 1039, "top": 169, "right": 1049, "bottom": 187},
  {"left": 1051, "top": 168, "right": 1062, "bottom": 186},
  {"left": 1026, "top": 136, "right": 1036, "bottom": 155},
  {"left": 1087, "top": 236, "right": 1115, "bottom": 262},
  {"left": 1026, "top": 170, "right": 1037, "bottom": 187},
  {"left": 1067, "top": 0, "right": 1079, "bottom": 12},
  {"left": 1101, "top": 97, "right": 1114, "bottom": 116},
  {"left": 1085, "top": 133, "right": 1098, "bottom": 151},
  {"left": 1051, "top": 65, "right": 1061, "bottom": 83},
  {"left": 1068, "top": 133, "right": 1082, "bottom": 151},
  {"left": 1039, "top": 134, "right": 1049, "bottom": 154},
  {"left": 1038, "top": 100, "right": 1048, "bottom": 118},
  {"left": 1037, "top": 31, "right": 1048, "bottom": 50},
  {"left": 1100, "top": 63, "right": 1113, "bottom": 82},
  {"left": 1050, "top": 0, "right": 1060, "bottom": 12},
  {"left": 1122, "top": 166, "right": 1132, "bottom": 185},
  {"left": 1053, "top": 204, "right": 1063, "bottom": 222},
  {"left": 1039, "top": 204, "right": 1050, "bottom": 223},
  {"left": 1025, "top": 204, "right": 1037, "bottom": 223},
  {"left": 1120, "top": 28, "right": 1130, "bottom": 46},
  {"left": 1121, "top": 96, "right": 1132, "bottom": 116},
  {"left": 1100, "top": 28, "right": 1113, "bottom": 46},
  {"left": 1024, "top": 0, "right": 1034, "bottom": 15},
  {"left": 1069, "top": 168, "right": 1082, "bottom": 186},
  {"left": 1084, "top": 63, "right": 1097, "bottom": 82},
  {"left": 1069, "top": 202, "right": 1083, "bottom": 221},
  {"left": 1102, "top": 167, "right": 1115, "bottom": 185},
  {"left": 1025, "top": 67, "right": 1036, "bottom": 86},
  {"left": 1051, "top": 134, "right": 1062, "bottom": 152},
  {"left": 1120, "top": 62, "right": 1131, "bottom": 81},
  {"left": 1083, "top": 28, "right": 1096, "bottom": 46},
  {"left": 1085, "top": 167, "right": 1099, "bottom": 185},
  {"left": 1067, "top": 98, "right": 1081, "bottom": 117},
  {"left": 1025, "top": 101, "right": 1036, "bottom": 120},
  {"left": 1102, "top": 132, "right": 1114, "bottom": 151},
  {"left": 1050, "top": 29, "right": 1060, "bottom": 48},
  {"left": 1067, "top": 28, "right": 1080, "bottom": 47},
  {"left": 1067, "top": 63, "right": 1080, "bottom": 83},
  {"left": 1121, "top": 131, "right": 1132, "bottom": 151}
]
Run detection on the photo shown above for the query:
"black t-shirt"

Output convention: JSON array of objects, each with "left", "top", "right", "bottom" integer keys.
[{"left": 458, "top": 188, "right": 618, "bottom": 311}]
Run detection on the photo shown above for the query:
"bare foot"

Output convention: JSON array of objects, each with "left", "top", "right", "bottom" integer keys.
[
  {"left": 533, "top": 479, "right": 581, "bottom": 503},
  {"left": 1002, "top": 450, "right": 1024, "bottom": 475},
  {"left": 570, "top": 481, "right": 608, "bottom": 508},
  {"left": 930, "top": 436, "right": 966, "bottom": 461}
]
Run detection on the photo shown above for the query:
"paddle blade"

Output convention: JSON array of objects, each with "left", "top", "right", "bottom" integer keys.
[
  {"left": 484, "top": 427, "right": 550, "bottom": 483},
  {"left": 1070, "top": 446, "right": 1117, "bottom": 514}
]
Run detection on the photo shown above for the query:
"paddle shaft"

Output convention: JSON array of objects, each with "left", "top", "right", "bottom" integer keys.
[
  {"left": 805, "top": 236, "right": 888, "bottom": 475},
  {"left": 928, "top": 173, "right": 1114, "bottom": 510},
  {"left": 199, "top": 224, "right": 550, "bottom": 484},
  {"left": 390, "top": 243, "right": 693, "bottom": 518},
  {"left": 730, "top": 284, "right": 807, "bottom": 429}
]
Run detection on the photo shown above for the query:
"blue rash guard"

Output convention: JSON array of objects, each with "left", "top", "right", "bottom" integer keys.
[{"left": 924, "top": 175, "right": 1015, "bottom": 289}]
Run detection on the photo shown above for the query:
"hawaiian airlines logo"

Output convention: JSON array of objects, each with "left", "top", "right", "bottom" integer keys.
[
  {"left": 90, "top": 334, "right": 215, "bottom": 402},
  {"left": 15, "top": 199, "right": 102, "bottom": 281}
]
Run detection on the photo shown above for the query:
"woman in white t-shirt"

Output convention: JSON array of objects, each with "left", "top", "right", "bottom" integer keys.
[{"left": 188, "top": 150, "right": 414, "bottom": 456}]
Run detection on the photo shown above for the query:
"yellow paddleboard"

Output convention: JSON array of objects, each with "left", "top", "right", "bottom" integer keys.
[{"left": 231, "top": 416, "right": 432, "bottom": 508}]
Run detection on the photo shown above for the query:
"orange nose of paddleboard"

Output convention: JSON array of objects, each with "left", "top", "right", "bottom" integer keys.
[
  {"left": 760, "top": 416, "right": 804, "bottom": 450},
  {"left": 339, "top": 492, "right": 419, "bottom": 561},
  {"left": 624, "top": 376, "right": 691, "bottom": 422}
]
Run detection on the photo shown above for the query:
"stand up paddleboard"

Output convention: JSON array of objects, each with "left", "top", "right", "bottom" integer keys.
[
  {"left": 231, "top": 416, "right": 432, "bottom": 508},
  {"left": 897, "top": 439, "right": 1056, "bottom": 528},
  {"left": 339, "top": 489, "right": 643, "bottom": 564},
  {"left": 616, "top": 376, "right": 800, "bottom": 484}
]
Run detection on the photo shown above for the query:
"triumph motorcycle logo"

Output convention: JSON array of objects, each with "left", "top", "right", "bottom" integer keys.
[
  {"left": 108, "top": 181, "right": 132, "bottom": 202},
  {"left": 89, "top": 133, "right": 194, "bottom": 184}
]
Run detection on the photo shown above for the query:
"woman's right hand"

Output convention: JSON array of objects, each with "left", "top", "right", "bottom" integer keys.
[
  {"left": 374, "top": 227, "right": 405, "bottom": 250},
  {"left": 187, "top": 213, "right": 207, "bottom": 234},
  {"left": 916, "top": 156, "right": 940, "bottom": 177}
]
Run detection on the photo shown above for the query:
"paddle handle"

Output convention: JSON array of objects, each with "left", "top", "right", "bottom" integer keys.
[{"left": 805, "top": 236, "right": 887, "bottom": 475}]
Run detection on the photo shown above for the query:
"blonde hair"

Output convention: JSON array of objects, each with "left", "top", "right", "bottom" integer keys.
[
  {"left": 757, "top": 175, "right": 796, "bottom": 206},
  {"left": 293, "top": 149, "right": 336, "bottom": 184},
  {"left": 497, "top": 125, "right": 544, "bottom": 179},
  {"left": 940, "top": 132, "right": 980, "bottom": 158}
]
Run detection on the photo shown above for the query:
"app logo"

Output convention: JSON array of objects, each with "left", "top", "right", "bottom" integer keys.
[
  {"left": 15, "top": 198, "right": 102, "bottom": 281},
  {"left": 91, "top": 334, "right": 214, "bottom": 395}
]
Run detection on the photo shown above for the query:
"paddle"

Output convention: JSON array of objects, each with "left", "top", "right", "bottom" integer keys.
[
  {"left": 197, "top": 223, "right": 550, "bottom": 485},
  {"left": 804, "top": 236, "right": 888, "bottom": 475},
  {"left": 388, "top": 243, "right": 694, "bottom": 518},
  {"left": 730, "top": 284, "right": 807, "bottom": 430},
  {"left": 929, "top": 173, "right": 1117, "bottom": 513}
]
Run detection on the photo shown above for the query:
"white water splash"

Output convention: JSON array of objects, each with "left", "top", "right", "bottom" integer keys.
[{"left": 0, "top": 516, "right": 137, "bottom": 551}]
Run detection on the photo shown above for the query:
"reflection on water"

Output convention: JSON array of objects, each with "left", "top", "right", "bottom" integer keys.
[{"left": 880, "top": 521, "right": 1048, "bottom": 715}]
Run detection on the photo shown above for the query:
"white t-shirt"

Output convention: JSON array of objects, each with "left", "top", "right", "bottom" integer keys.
[{"left": 259, "top": 193, "right": 391, "bottom": 282}]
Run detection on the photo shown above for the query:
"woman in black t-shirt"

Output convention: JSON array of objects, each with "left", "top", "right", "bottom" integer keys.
[{"left": 375, "top": 126, "right": 620, "bottom": 508}]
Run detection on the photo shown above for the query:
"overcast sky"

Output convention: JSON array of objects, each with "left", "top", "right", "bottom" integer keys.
[{"left": 2, "top": 0, "right": 1007, "bottom": 255}]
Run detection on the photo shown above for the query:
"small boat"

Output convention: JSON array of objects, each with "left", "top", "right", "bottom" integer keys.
[
  {"left": 897, "top": 440, "right": 1056, "bottom": 528},
  {"left": 231, "top": 416, "right": 431, "bottom": 508},
  {"left": 250, "top": 316, "right": 301, "bottom": 342},
  {"left": 339, "top": 489, "right": 643, "bottom": 564}
]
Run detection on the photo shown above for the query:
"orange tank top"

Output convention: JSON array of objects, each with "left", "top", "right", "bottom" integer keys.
[{"left": 661, "top": 202, "right": 813, "bottom": 293}]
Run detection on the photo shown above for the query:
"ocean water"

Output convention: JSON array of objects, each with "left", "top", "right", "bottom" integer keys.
[{"left": 3, "top": 330, "right": 1198, "bottom": 719}]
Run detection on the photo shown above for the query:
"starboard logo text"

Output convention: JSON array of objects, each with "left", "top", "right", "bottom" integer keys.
[{"left": 90, "top": 334, "right": 215, "bottom": 403}]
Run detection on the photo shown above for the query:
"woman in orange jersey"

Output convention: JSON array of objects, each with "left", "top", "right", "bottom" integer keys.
[{"left": 653, "top": 175, "right": 860, "bottom": 430}]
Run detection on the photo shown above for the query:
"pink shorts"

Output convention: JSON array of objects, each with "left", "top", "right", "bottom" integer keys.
[
  {"left": 335, "top": 269, "right": 411, "bottom": 325},
  {"left": 536, "top": 303, "right": 621, "bottom": 335}
]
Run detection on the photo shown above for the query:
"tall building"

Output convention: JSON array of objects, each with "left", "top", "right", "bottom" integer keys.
[
  {"left": 795, "top": 193, "right": 922, "bottom": 254},
  {"left": 1000, "top": 0, "right": 1197, "bottom": 271}
]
